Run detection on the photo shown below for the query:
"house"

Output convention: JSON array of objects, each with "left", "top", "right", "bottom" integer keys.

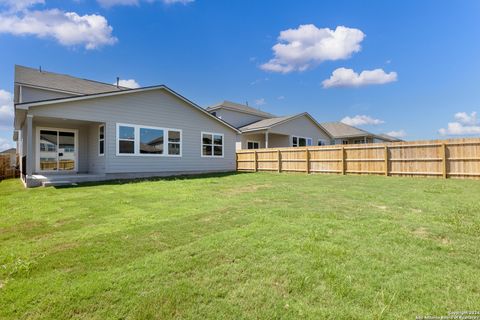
[
  {"left": 13, "top": 65, "right": 240, "bottom": 187},
  {"left": 375, "top": 133, "right": 404, "bottom": 143},
  {"left": 206, "top": 101, "right": 332, "bottom": 149},
  {"left": 320, "top": 122, "right": 399, "bottom": 145},
  {"left": 0, "top": 148, "right": 16, "bottom": 167}
]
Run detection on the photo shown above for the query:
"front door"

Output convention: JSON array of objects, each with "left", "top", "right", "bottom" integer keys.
[{"left": 37, "top": 128, "right": 77, "bottom": 172}]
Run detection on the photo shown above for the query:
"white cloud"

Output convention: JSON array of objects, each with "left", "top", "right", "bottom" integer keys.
[
  {"left": 386, "top": 130, "right": 407, "bottom": 138},
  {"left": 341, "top": 115, "right": 384, "bottom": 126},
  {"left": 255, "top": 98, "right": 266, "bottom": 106},
  {"left": 0, "top": 2, "right": 117, "bottom": 50},
  {"left": 277, "top": 95, "right": 285, "bottom": 100},
  {"left": 454, "top": 111, "right": 477, "bottom": 126},
  {"left": 322, "top": 68, "right": 397, "bottom": 88},
  {"left": 115, "top": 79, "right": 140, "bottom": 89},
  {"left": 0, "top": 89, "right": 14, "bottom": 131},
  {"left": 261, "top": 25, "right": 365, "bottom": 73},
  {"left": 0, "top": 0, "right": 44, "bottom": 11},
  {"left": 439, "top": 112, "right": 480, "bottom": 136},
  {"left": 97, "top": 0, "right": 193, "bottom": 7}
]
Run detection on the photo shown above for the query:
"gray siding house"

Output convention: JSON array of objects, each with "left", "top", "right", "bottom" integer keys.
[
  {"left": 206, "top": 101, "right": 332, "bottom": 149},
  {"left": 320, "top": 122, "right": 402, "bottom": 145},
  {"left": 13, "top": 66, "right": 239, "bottom": 187}
]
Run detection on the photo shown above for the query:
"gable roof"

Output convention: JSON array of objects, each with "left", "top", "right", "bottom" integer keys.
[
  {"left": 320, "top": 122, "right": 375, "bottom": 139},
  {"left": 206, "top": 100, "right": 277, "bottom": 118},
  {"left": 16, "top": 85, "right": 241, "bottom": 133},
  {"left": 376, "top": 133, "right": 403, "bottom": 142},
  {"left": 14, "top": 65, "right": 127, "bottom": 96},
  {"left": 0, "top": 148, "right": 15, "bottom": 154},
  {"left": 239, "top": 112, "right": 332, "bottom": 138},
  {"left": 239, "top": 114, "right": 299, "bottom": 131}
]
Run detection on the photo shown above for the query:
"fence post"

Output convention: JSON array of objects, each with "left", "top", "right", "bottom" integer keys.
[
  {"left": 442, "top": 143, "right": 447, "bottom": 179},
  {"left": 277, "top": 149, "right": 281, "bottom": 173},
  {"left": 341, "top": 146, "right": 346, "bottom": 175},
  {"left": 384, "top": 145, "right": 389, "bottom": 176},
  {"left": 235, "top": 153, "right": 238, "bottom": 171},
  {"left": 305, "top": 148, "right": 310, "bottom": 174},
  {"left": 254, "top": 150, "right": 258, "bottom": 172}
]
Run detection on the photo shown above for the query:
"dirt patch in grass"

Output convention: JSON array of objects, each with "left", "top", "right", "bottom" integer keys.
[
  {"left": 226, "top": 184, "right": 273, "bottom": 196},
  {"left": 412, "top": 227, "right": 429, "bottom": 238}
]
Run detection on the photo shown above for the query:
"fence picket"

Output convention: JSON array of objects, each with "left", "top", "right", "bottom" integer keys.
[{"left": 236, "top": 138, "right": 480, "bottom": 180}]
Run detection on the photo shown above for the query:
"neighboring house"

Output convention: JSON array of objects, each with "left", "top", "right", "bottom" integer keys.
[
  {"left": 206, "top": 101, "right": 332, "bottom": 149},
  {"left": 13, "top": 65, "right": 240, "bottom": 187},
  {"left": 206, "top": 101, "right": 276, "bottom": 129},
  {"left": 375, "top": 133, "right": 404, "bottom": 143},
  {"left": 0, "top": 148, "right": 16, "bottom": 167},
  {"left": 320, "top": 122, "right": 398, "bottom": 145}
]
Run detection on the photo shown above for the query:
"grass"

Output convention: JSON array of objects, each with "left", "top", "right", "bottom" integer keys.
[{"left": 1, "top": 172, "right": 480, "bottom": 319}]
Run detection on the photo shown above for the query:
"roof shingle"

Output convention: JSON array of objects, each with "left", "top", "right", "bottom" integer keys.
[
  {"left": 238, "top": 114, "right": 299, "bottom": 131},
  {"left": 320, "top": 122, "right": 374, "bottom": 138},
  {"left": 206, "top": 100, "right": 277, "bottom": 118},
  {"left": 14, "top": 65, "right": 127, "bottom": 95}
]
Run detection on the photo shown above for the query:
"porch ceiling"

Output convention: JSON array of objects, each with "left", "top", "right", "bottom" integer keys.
[
  {"left": 33, "top": 116, "right": 103, "bottom": 126},
  {"left": 242, "top": 130, "right": 289, "bottom": 136}
]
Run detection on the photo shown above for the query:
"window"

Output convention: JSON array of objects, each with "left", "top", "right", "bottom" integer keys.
[
  {"left": 118, "top": 125, "right": 135, "bottom": 154},
  {"left": 318, "top": 140, "right": 325, "bottom": 146},
  {"left": 99, "top": 125, "right": 105, "bottom": 156},
  {"left": 117, "top": 123, "right": 182, "bottom": 156},
  {"left": 342, "top": 140, "right": 349, "bottom": 145},
  {"left": 247, "top": 141, "right": 260, "bottom": 149},
  {"left": 140, "top": 127, "right": 164, "bottom": 154},
  {"left": 202, "top": 132, "right": 223, "bottom": 157},
  {"left": 292, "top": 136, "right": 312, "bottom": 147},
  {"left": 40, "top": 142, "right": 56, "bottom": 152},
  {"left": 168, "top": 130, "right": 181, "bottom": 155}
]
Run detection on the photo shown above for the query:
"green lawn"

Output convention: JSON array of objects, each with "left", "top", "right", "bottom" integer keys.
[{"left": 1, "top": 173, "right": 479, "bottom": 319}]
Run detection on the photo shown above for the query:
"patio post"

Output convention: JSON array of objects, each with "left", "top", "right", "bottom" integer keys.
[{"left": 26, "top": 114, "right": 34, "bottom": 177}]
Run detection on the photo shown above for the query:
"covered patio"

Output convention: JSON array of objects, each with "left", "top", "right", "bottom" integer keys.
[
  {"left": 15, "top": 113, "right": 106, "bottom": 187},
  {"left": 238, "top": 129, "right": 291, "bottom": 149}
]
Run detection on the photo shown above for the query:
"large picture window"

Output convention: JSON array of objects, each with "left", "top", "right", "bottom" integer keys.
[
  {"left": 202, "top": 132, "right": 223, "bottom": 157},
  {"left": 140, "top": 128, "right": 164, "bottom": 154},
  {"left": 292, "top": 136, "right": 313, "bottom": 147},
  {"left": 117, "top": 123, "right": 182, "bottom": 157}
]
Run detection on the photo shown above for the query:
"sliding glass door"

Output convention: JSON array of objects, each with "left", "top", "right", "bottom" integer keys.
[{"left": 38, "top": 128, "right": 77, "bottom": 172}]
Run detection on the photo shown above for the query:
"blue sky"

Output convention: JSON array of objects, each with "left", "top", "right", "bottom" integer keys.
[{"left": 1, "top": 0, "right": 480, "bottom": 150}]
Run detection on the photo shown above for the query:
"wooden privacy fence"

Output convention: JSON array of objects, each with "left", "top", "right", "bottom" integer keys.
[
  {"left": 236, "top": 138, "right": 480, "bottom": 180},
  {"left": 0, "top": 154, "right": 17, "bottom": 180}
]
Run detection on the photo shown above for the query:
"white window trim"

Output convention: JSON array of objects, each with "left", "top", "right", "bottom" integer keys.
[
  {"left": 201, "top": 131, "right": 224, "bottom": 158},
  {"left": 247, "top": 140, "right": 260, "bottom": 149},
  {"left": 98, "top": 124, "right": 105, "bottom": 156},
  {"left": 116, "top": 123, "right": 182, "bottom": 157},
  {"left": 292, "top": 135, "right": 313, "bottom": 147}
]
